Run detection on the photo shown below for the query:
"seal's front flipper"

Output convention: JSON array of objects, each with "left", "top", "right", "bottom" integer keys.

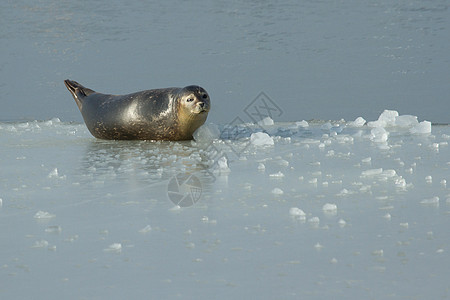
[{"left": 64, "top": 79, "right": 95, "bottom": 110}]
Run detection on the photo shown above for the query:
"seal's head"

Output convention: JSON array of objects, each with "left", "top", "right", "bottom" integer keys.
[
  {"left": 175, "top": 85, "right": 211, "bottom": 139},
  {"left": 177, "top": 85, "right": 210, "bottom": 115}
]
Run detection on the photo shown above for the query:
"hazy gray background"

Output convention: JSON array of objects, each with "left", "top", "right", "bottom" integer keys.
[{"left": 1, "top": 0, "right": 449, "bottom": 124}]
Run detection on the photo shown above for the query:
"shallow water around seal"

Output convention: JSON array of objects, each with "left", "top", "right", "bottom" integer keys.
[{"left": 1, "top": 116, "right": 449, "bottom": 299}]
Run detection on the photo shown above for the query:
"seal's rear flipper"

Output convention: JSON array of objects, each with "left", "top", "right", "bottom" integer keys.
[{"left": 64, "top": 79, "right": 95, "bottom": 110}]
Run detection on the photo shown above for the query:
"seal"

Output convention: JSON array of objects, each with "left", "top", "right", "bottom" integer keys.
[{"left": 64, "top": 80, "right": 210, "bottom": 141}]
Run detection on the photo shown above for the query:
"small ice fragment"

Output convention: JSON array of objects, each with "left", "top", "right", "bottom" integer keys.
[
  {"left": 296, "top": 120, "right": 309, "bottom": 127},
  {"left": 215, "top": 156, "right": 231, "bottom": 174},
  {"left": 48, "top": 168, "right": 59, "bottom": 178},
  {"left": 330, "top": 258, "right": 338, "bottom": 264},
  {"left": 169, "top": 205, "right": 181, "bottom": 211},
  {"left": 425, "top": 175, "right": 432, "bottom": 183},
  {"left": 0, "top": 198, "right": 2, "bottom": 207},
  {"left": 372, "top": 249, "right": 384, "bottom": 257},
  {"left": 337, "top": 188, "right": 350, "bottom": 196},
  {"left": 32, "top": 240, "right": 49, "bottom": 248},
  {"left": 34, "top": 211, "right": 55, "bottom": 219},
  {"left": 361, "top": 168, "right": 383, "bottom": 177},
  {"left": 338, "top": 219, "right": 346, "bottom": 227},
  {"left": 139, "top": 225, "right": 152, "bottom": 234},
  {"left": 277, "top": 159, "right": 289, "bottom": 167},
  {"left": 250, "top": 132, "right": 274, "bottom": 146},
  {"left": 441, "top": 179, "right": 447, "bottom": 187},
  {"left": 47, "top": 168, "right": 66, "bottom": 180},
  {"left": 395, "top": 178, "right": 407, "bottom": 188},
  {"left": 269, "top": 171, "right": 285, "bottom": 178},
  {"left": 308, "top": 217, "right": 320, "bottom": 224},
  {"left": 370, "top": 127, "right": 389, "bottom": 142},
  {"left": 257, "top": 163, "right": 266, "bottom": 171},
  {"left": 361, "top": 157, "right": 371, "bottom": 163},
  {"left": 322, "top": 203, "right": 337, "bottom": 213},
  {"left": 193, "top": 123, "right": 220, "bottom": 143},
  {"left": 45, "top": 226, "right": 62, "bottom": 234},
  {"left": 321, "top": 122, "right": 333, "bottom": 131},
  {"left": 381, "top": 169, "right": 397, "bottom": 178},
  {"left": 257, "top": 117, "right": 274, "bottom": 126},
  {"left": 308, "top": 178, "right": 318, "bottom": 184},
  {"left": 410, "top": 121, "right": 431, "bottom": 134},
  {"left": 348, "top": 117, "right": 366, "bottom": 127},
  {"left": 400, "top": 222, "right": 409, "bottom": 229},
  {"left": 383, "top": 213, "right": 392, "bottom": 220},
  {"left": 394, "top": 115, "right": 418, "bottom": 128},
  {"left": 104, "top": 243, "right": 122, "bottom": 253},
  {"left": 314, "top": 243, "right": 324, "bottom": 250},
  {"left": 271, "top": 188, "right": 284, "bottom": 195},
  {"left": 289, "top": 207, "right": 306, "bottom": 220},
  {"left": 420, "top": 197, "right": 439, "bottom": 206}
]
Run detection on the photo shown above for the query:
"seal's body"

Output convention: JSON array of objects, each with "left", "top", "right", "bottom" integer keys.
[{"left": 64, "top": 80, "right": 210, "bottom": 140}]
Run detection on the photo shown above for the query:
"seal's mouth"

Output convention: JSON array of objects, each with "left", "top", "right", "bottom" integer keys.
[{"left": 194, "top": 102, "right": 209, "bottom": 114}]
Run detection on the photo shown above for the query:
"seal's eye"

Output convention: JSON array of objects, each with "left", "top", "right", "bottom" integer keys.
[
  {"left": 202, "top": 94, "right": 208, "bottom": 99},
  {"left": 187, "top": 98, "right": 194, "bottom": 102}
]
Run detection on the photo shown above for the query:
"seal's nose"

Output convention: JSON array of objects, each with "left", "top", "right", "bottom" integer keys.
[{"left": 199, "top": 102, "right": 205, "bottom": 108}]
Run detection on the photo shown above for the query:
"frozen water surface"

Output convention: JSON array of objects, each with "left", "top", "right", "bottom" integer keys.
[{"left": 1, "top": 115, "right": 449, "bottom": 299}]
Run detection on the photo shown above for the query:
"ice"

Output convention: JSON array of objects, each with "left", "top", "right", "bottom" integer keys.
[
  {"left": 367, "top": 109, "right": 399, "bottom": 127},
  {"left": 214, "top": 156, "right": 231, "bottom": 174},
  {"left": 395, "top": 115, "right": 419, "bottom": 128},
  {"left": 410, "top": 121, "right": 432, "bottom": 134},
  {"left": 295, "top": 120, "right": 309, "bottom": 128},
  {"left": 104, "top": 243, "right": 122, "bottom": 253},
  {"left": 322, "top": 203, "right": 337, "bottom": 214},
  {"left": 269, "top": 171, "right": 285, "bottom": 178},
  {"left": 250, "top": 132, "right": 274, "bottom": 146},
  {"left": 348, "top": 116, "right": 366, "bottom": 127},
  {"left": 370, "top": 127, "right": 389, "bottom": 143},
  {"left": 139, "top": 225, "right": 152, "bottom": 234},
  {"left": 420, "top": 196, "right": 439, "bottom": 206},
  {"left": 193, "top": 123, "right": 220, "bottom": 143},
  {"left": 47, "top": 168, "right": 66, "bottom": 180},
  {"left": 32, "top": 240, "right": 49, "bottom": 248},
  {"left": 45, "top": 226, "right": 62, "bottom": 234},
  {"left": 1, "top": 115, "right": 449, "bottom": 300},
  {"left": 321, "top": 122, "right": 333, "bottom": 131},
  {"left": 361, "top": 168, "right": 383, "bottom": 177},
  {"left": 289, "top": 207, "right": 306, "bottom": 220},
  {"left": 308, "top": 217, "right": 320, "bottom": 225},
  {"left": 257, "top": 117, "right": 274, "bottom": 126},
  {"left": 34, "top": 211, "right": 55, "bottom": 219},
  {"left": 271, "top": 188, "right": 284, "bottom": 195}
]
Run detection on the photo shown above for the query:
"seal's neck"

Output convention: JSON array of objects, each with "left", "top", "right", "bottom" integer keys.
[{"left": 176, "top": 112, "right": 208, "bottom": 140}]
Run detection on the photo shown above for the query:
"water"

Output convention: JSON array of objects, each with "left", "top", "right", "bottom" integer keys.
[
  {"left": 1, "top": 0, "right": 450, "bottom": 299},
  {"left": 1, "top": 0, "right": 449, "bottom": 123}
]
